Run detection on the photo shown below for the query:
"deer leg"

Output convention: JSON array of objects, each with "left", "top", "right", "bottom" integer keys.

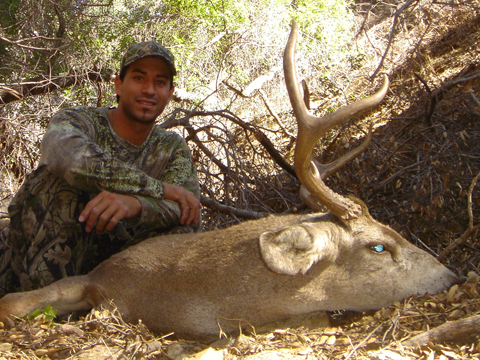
[{"left": 0, "top": 275, "right": 98, "bottom": 322}]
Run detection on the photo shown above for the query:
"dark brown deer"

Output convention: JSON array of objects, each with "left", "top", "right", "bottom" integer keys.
[{"left": 0, "top": 21, "right": 458, "bottom": 341}]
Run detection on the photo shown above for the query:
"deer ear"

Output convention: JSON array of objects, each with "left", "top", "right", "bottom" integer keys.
[{"left": 259, "top": 224, "right": 337, "bottom": 275}]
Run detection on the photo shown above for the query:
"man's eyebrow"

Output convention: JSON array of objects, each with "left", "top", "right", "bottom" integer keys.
[
  {"left": 131, "top": 68, "right": 169, "bottom": 78},
  {"left": 131, "top": 68, "right": 147, "bottom": 75}
]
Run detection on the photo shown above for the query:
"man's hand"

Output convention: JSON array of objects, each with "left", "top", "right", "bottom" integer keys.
[
  {"left": 163, "top": 183, "right": 201, "bottom": 226},
  {"left": 79, "top": 191, "right": 142, "bottom": 233}
]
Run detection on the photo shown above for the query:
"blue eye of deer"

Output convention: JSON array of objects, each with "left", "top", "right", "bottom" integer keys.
[{"left": 371, "top": 244, "right": 385, "bottom": 253}]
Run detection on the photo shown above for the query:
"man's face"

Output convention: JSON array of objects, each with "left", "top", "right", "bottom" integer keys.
[{"left": 115, "top": 57, "right": 175, "bottom": 124}]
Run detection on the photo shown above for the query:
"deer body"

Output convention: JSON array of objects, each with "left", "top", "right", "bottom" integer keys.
[
  {"left": 0, "top": 210, "right": 457, "bottom": 340},
  {"left": 0, "top": 21, "right": 459, "bottom": 341}
]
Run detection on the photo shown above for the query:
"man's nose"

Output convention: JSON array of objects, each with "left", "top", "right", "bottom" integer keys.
[{"left": 142, "top": 79, "right": 155, "bottom": 95}]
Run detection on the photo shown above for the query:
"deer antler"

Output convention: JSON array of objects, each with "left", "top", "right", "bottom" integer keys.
[{"left": 284, "top": 20, "right": 389, "bottom": 220}]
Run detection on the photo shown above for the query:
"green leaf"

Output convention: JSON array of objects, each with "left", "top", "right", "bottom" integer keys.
[{"left": 28, "top": 305, "right": 57, "bottom": 321}]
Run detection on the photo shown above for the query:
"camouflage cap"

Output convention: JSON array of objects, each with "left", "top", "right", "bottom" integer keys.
[{"left": 120, "top": 41, "right": 177, "bottom": 77}]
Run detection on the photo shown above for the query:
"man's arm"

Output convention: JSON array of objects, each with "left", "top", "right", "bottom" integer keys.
[
  {"left": 80, "top": 185, "right": 200, "bottom": 234},
  {"left": 41, "top": 107, "right": 200, "bottom": 233},
  {"left": 163, "top": 183, "right": 201, "bottom": 226}
]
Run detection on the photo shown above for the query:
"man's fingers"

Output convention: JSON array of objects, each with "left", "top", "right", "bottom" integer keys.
[
  {"left": 102, "top": 209, "right": 125, "bottom": 233},
  {"left": 187, "top": 194, "right": 201, "bottom": 225},
  {"left": 182, "top": 193, "right": 201, "bottom": 226},
  {"left": 185, "top": 209, "right": 196, "bottom": 226},
  {"left": 79, "top": 191, "right": 140, "bottom": 233},
  {"left": 93, "top": 205, "right": 119, "bottom": 233},
  {"left": 79, "top": 193, "right": 104, "bottom": 223},
  {"left": 91, "top": 194, "right": 128, "bottom": 233},
  {"left": 178, "top": 196, "right": 190, "bottom": 225},
  {"left": 84, "top": 197, "right": 112, "bottom": 233},
  {"left": 163, "top": 183, "right": 201, "bottom": 226}
]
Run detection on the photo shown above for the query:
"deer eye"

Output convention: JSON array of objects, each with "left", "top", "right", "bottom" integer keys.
[{"left": 370, "top": 244, "right": 385, "bottom": 253}]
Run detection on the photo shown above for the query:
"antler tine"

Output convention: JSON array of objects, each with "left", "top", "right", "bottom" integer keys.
[
  {"left": 284, "top": 20, "right": 389, "bottom": 219},
  {"left": 299, "top": 126, "right": 373, "bottom": 212},
  {"left": 314, "top": 124, "right": 374, "bottom": 181}
]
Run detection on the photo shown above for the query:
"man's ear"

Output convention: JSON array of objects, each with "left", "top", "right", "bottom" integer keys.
[
  {"left": 168, "top": 86, "right": 175, "bottom": 103},
  {"left": 114, "top": 75, "right": 123, "bottom": 98}
]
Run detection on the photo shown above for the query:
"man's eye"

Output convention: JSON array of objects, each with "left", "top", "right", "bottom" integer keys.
[{"left": 370, "top": 244, "right": 385, "bottom": 253}]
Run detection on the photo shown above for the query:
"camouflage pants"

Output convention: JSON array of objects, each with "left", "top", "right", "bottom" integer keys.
[{"left": 0, "top": 166, "right": 191, "bottom": 295}]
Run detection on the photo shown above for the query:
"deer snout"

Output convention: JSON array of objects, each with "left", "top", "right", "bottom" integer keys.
[
  {"left": 390, "top": 246, "right": 459, "bottom": 298},
  {"left": 419, "top": 261, "right": 459, "bottom": 294}
]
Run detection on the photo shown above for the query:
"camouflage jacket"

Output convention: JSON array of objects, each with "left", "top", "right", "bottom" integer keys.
[{"left": 39, "top": 106, "right": 200, "bottom": 228}]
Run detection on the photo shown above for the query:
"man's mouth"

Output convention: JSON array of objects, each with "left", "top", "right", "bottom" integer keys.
[{"left": 137, "top": 99, "right": 156, "bottom": 107}]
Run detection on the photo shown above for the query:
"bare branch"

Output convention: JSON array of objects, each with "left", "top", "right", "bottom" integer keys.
[
  {"left": 200, "top": 195, "right": 267, "bottom": 220},
  {"left": 160, "top": 109, "right": 297, "bottom": 178},
  {"left": 0, "top": 70, "right": 115, "bottom": 105},
  {"left": 0, "top": 35, "right": 69, "bottom": 51},
  {"left": 370, "top": 0, "right": 420, "bottom": 79},
  {"left": 437, "top": 170, "right": 480, "bottom": 261},
  {"left": 423, "top": 70, "right": 480, "bottom": 126},
  {"left": 403, "top": 314, "right": 480, "bottom": 346}
]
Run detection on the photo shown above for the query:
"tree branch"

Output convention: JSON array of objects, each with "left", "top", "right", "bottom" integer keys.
[
  {"left": 0, "top": 70, "right": 115, "bottom": 105},
  {"left": 200, "top": 195, "right": 267, "bottom": 220},
  {"left": 437, "top": 169, "right": 480, "bottom": 261},
  {"left": 371, "top": 0, "right": 420, "bottom": 79},
  {"left": 160, "top": 109, "right": 297, "bottom": 178},
  {"left": 423, "top": 70, "right": 480, "bottom": 127},
  {"left": 403, "top": 315, "right": 480, "bottom": 346}
]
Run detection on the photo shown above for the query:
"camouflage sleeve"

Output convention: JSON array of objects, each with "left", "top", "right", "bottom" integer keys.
[{"left": 134, "top": 136, "right": 200, "bottom": 229}]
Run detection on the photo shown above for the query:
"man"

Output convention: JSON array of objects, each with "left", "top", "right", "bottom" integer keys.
[{"left": 0, "top": 41, "right": 201, "bottom": 294}]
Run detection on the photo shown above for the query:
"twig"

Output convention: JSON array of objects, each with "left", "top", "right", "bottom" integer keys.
[
  {"left": 200, "top": 195, "right": 267, "bottom": 220},
  {"left": 0, "top": 70, "right": 114, "bottom": 104},
  {"left": 403, "top": 314, "right": 480, "bottom": 346},
  {"left": 344, "top": 322, "right": 384, "bottom": 360},
  {"left": 161, "top": 109, "right": 297, "bottom": 178},
  {"left": 259, "top": 89, "right": 295, "bottom": 139},
  {"left": 371, "top": 159, "right": 427, "bottom": 194},
  {"left": 424, "top": 70, "right": 480, "bottom": 127},
  {"left": 355, "top": 2, "right": 371, "bottom": 38},
  {"left": 371, "top": 0, "right": 420, "bottom": 80},
  {"left": 438, "top": 170, "right": 480, "bottom": 261},
  {"left": 470, "top": 92, "right": 480, "bottom": 108}
]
